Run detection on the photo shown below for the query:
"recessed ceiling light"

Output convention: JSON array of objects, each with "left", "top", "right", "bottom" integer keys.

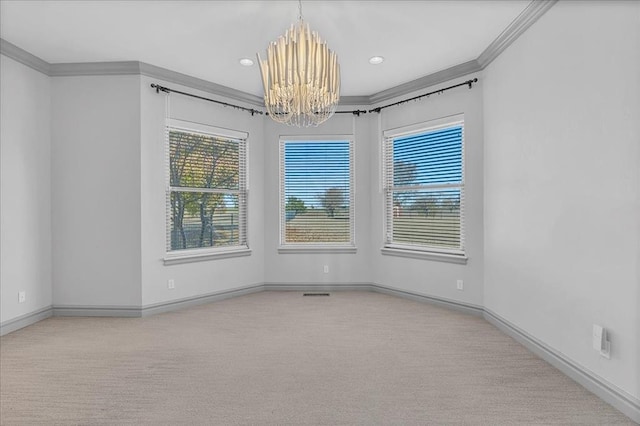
[
  {"left": 369, "top": 56, "right": 384, "bottom": 65},
  {"left": 239, "top": 58, "right": 254, "bottom": 67}
]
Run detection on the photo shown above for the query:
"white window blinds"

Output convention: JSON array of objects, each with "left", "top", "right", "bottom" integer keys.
[
  {"left": 280, "top": 138, "right": 354, "bottom": 246},
  {"left": 383, "top": 117, "right": 465, "bottom": 255},
  {"left": 167, "top": 120, "right": 248, "bottom": 252}
]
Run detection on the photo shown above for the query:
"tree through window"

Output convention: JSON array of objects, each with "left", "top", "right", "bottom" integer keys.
[
  {"left": 280, "top": 138, "right": 354, "bottom": 246},
  {"left": 383, "top": 115, "right": 465, "bottom": 256},
  {"left": 167, "top": 121, "right": 247, "bottom": 253}
]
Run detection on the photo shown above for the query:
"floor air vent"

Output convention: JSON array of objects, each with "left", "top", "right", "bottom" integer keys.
[{"left": 303, "top": 293, "right": 330, "bottom": 296}]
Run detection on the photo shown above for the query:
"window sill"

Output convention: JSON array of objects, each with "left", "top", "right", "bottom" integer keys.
[
  {"left": 164, "top": 247, "right": 251, "bottom": 265},
  {"left": 278, "top": 246, "right": 357, "bottom": 254},
  {"left": 381, "top": 247, "right": 467, "bottom": 264}
]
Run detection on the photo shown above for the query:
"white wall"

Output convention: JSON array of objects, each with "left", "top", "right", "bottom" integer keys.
[
  {"left": 0, "top": 55, "right": 52, "bottom": 323},
  {"left": 263, "top": 112, "right": 374, "bottom": 285},
  {"left": 370, "top": 75, "right": 484, "bottom": 307},
  {"left": 140, "top": 76, "right": 265, "bottom": 306},
  {"left": 483, "top": 1, "right": 640, "bottom": 400},
  {"left": 51, "top": 75, "right": 142, "bottom": 308}
]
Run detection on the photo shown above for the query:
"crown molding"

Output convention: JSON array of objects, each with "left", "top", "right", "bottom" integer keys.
[
  {"left": 50, "top": 61, "right": 142, "bottom": 76},
  {"left": 49, "top": 60, "right": 264, "bottom": 106},
  {"left": 339, "top": 96, "right": 371, "bottom": 106},
  {"left": 0, "top": 38, "right": 50, "bottom": 75},
  {"left": 0, "top": 0, "right": 555, "bottom": 107},
  {"left": 0, "top": 39, "right": 264, "bottom": 107},
  {"left": 138, "top": 62, "right": 264, "bottom": 107},
  {"left": 366, "top": 0, "right": 556, "bottom": 104},
  {"left": 477, "top": 0, "right": 558, "bottom": 69},
  {"left": 369, "top": 60, "right": 482, "bottom": 105}
]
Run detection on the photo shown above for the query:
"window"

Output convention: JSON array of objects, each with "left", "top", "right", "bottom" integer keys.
[
  {"left": 280, "top": 137, "right": 354, "bottom": 249},
  {"left": 383, "top": 115, "right": 465, "bottom": 258},
  {"left": 166, "top": 119, "right": 248, "bottom": 257}
]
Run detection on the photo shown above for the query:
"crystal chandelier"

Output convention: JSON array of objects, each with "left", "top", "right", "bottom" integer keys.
[{"left": 257, "top": 1, "right": 340, "bottom": 127}]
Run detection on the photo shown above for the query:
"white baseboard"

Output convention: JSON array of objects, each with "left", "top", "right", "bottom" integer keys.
[
  {"left": 263, "top": 282, "right": 372, "bottom": 292},
  {"left": 262, "top": 283, "right": 483, "bottom": 319},
  {"left": 141, "top": 283, "right": 264, "bottom": 316},
  {"left": 0, "top": 306, "right": 54, "bottom": 336},
  {"left": 43, "top": 284, "right": 265, "bottom": 319},
  {"left": 53, "top": 306, "right": 141, "bottom": 317},
  {"left": 484, "top": 308, "right": 640, "bottom": 423},
  {"left": 370, "top": 283, "right": 484, "bottom": 316}
]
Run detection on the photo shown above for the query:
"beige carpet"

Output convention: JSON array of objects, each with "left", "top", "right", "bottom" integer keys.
[{"left": 0, "top": 291, "right": 634, "bottom": 425}]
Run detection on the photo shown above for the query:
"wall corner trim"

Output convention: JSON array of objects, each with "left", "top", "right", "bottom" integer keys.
[
  {"left": 477, "top": 0, "right": 558, "bottom": 69},
  {"left": 0, "top": 306, "right": 54, "bottom": 336},
  {"left": 484, "top": 308, "right": 640, "bottom": 423}
]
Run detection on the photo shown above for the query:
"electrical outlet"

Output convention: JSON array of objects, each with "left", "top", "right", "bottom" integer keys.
[
  {"left": 593, "top": 324, "right": 611, "bottom": 359},
  {"left": 323, "top": 265, "right": 329, "bottom": 273},
  {"left": 18, "top": 291, "right": 26, "bottom": 303},
  {"left": 456, "top": 280, "right": 464, "bottom": 291},
  {"left": 167, "top": 279, "right": 175, "bottom": 290}
]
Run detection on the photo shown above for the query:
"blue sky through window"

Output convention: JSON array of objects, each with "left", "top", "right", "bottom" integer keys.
[
  {"left": 284, "top": 140, "right": 350, "bottom": 208},
  {"left": 393, "top": 126, "right": 463, "bottom": 186}
]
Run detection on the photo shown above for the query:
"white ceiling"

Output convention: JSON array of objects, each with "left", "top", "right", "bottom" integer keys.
[{"left": 0, "top": 0, "right": 530, "bottom": 97}]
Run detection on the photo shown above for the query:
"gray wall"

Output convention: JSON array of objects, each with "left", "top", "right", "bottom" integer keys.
[
  {"left": 47, "top": 72, "right": 266, "bottom": 312},
  {"left": 0, "top": 55, "right": 52, "bottom": 323},
  {"left": 370, "top": 75, "right": 484, "bottom": 308},
  {"left": 140, "top": 76, "right": 265, "bottom": 307},
  {"left": 262, "top": 77, "right": 484, "bottom": 314},
  {"left": 263, "top": 113, "right": 374, "bottom": 286},
  {"left": 483, "top": 1, "right": 639, "bottom": 400},
  {"left": 51, "top": 75, "right": 142, "bottom": 308}
]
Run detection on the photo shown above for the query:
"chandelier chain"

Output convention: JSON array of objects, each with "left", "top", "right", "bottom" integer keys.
[{"left": 298, "top": 0, "right": 303, "bottom": 21}]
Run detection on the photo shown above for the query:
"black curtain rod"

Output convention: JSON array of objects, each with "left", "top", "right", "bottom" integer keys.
[
  {"left": 151, "top": 83, "right": 368, "bottom": 117},
  {"left": 369, "top": 78, "right": 478, "bottom": 113},
  {"left": 264, "top": 110, "right": 369, "bottom": 116},
  {"left": 334, "top": 110, "right": 368, "bottom": 116},
  {"left": 150, "top": 83, "right": 264, "bottom": 116},
  {"left": 265, "top": 110, "right": 368, "bottom": 117},
  {"left": 151, "top": 78, "right": 478, "bottom": 118}
]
